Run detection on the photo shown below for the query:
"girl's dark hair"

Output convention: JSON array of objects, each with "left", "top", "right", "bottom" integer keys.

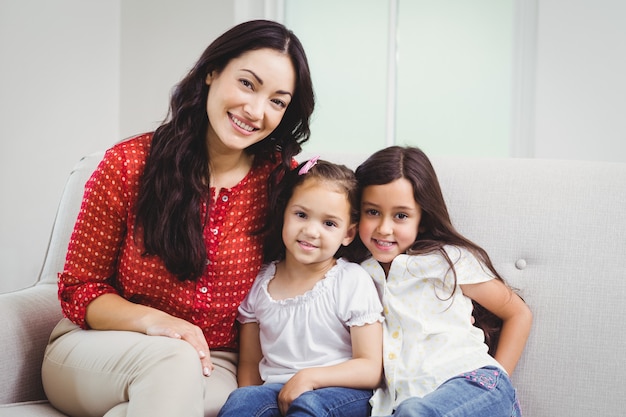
[
  {"left": 134, "top": 20, "right": 315, "bottom": 281},
  {"left": 354, "top": 146, "right": 505, "bottom": 355},
  {"left": 263, "top": 159, "right": 359, "bottom": 262}
]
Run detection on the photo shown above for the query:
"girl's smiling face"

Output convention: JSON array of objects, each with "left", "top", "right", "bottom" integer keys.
[
  {"left": 282, "top": 178, "right": 356, "bottom": 268},
  {"left": 359, "top": 178, "right": 422, "bottom": 273},
  {"left": 204, "top": 48, "right": 295, "bottom": 153}
]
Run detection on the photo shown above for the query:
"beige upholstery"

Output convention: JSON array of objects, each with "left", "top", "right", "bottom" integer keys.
[{"left": 1, "top": 150, "right": 625, "bottom": 416}]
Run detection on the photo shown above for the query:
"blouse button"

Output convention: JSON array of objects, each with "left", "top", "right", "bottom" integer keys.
[
  {"left": 199, "top": 287, "right": 208, "bottom": 294},
  {"left": 211, "top": 228, "right": 218, "bottom": 235},
  {"left": 221, "top": 195, "right": 228, "bottom": 202}
]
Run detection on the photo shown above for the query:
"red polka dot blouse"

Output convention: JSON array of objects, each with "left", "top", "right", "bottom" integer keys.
[{"left": 58, "top": 133, "right": 278, "bottom": 350}]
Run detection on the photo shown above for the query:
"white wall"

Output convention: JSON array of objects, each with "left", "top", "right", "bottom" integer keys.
[
  {"left": 0, "top": 0, "right": 120, "bottom": 293},
  {"left": 533, "top": 0, "right": 626, "bottom": 162},
  {"left": 119, "top": 0, "right": 234, "bottom": 138}
]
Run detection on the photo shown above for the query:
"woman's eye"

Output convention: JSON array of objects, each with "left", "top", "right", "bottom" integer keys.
[
  {"left": 240, "top": 79, "right": 253, "bottom": 89},
  {"left": 364, "top": 209, "right": 379, "bottom": 216},
  {"left": 271, "top": 98, "right": 287, "bottom": 109},
  {"left": 395, "top": 213, "right": 408, "bottom": 220}
]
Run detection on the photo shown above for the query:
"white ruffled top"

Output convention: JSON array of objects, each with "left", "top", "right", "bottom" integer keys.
[{"left": 238, "top": 258, "right": 384, "bottom": 384}]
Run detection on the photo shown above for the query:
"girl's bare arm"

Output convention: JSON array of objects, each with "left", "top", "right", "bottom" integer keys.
[
  {"left": 462, "top": 279, "right": 533, "bottom": 375},
  {"left": 237, "top": 322, "right": 264, "bottom": 387}
]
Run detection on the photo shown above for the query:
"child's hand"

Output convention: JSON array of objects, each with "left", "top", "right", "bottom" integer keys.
[{"left": 277, "top": 369, "right": 317, "bottom": 415}]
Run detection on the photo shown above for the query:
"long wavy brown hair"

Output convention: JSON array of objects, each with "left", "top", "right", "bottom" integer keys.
[
  {"left": 134, "top": 20, "right": 315, "bottom": 281},
  {"left": 352, "top": 146, "right": 506, "bottom": 355}
]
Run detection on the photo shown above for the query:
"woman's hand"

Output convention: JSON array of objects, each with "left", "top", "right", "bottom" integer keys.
[
  {"left": 145, "top": 314, "right": 214, "bottom": 377},
  {"left": 86, "top": 293, "right": 213, "bottom": 376}
]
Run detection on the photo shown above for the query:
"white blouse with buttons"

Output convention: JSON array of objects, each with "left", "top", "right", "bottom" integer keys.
[{"left": 361, "top": 246, "right": 504, "bottom": 416}]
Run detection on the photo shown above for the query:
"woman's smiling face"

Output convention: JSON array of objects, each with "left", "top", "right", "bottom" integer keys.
[{"left": 204, "top": 48, "right": 296, "bottom": 153}]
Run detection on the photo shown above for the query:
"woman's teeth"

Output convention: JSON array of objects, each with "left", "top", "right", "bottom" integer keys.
[{"left": 231, "top": 115, "right": 256, "bottom": 132}]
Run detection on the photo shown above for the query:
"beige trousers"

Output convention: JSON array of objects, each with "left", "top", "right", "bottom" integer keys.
[{"left": 42, "top": 318, "right": 238, "bottom": 417}]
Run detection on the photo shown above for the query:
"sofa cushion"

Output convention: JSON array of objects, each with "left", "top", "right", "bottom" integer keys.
[
  {"left": 38, "top": 152, "right": 105, "bottom": 286},
  {"left": 0, "top": 285, "right": 61, "bottom": 405},
  {"left": 0, "top": 401, "right": 68, "bottom": 417}
]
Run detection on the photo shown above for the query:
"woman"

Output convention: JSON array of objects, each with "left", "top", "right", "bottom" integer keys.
[{"left": 42, "top": 19, "right": 314, "bottom": 417}]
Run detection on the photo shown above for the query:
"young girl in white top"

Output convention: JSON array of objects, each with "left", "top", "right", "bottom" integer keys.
[
  {"left": 353, "top": 146, "right": 533, "bottom": 417},
  {"left": 217, "top": 157, "right": 384, "bottom": 417}
]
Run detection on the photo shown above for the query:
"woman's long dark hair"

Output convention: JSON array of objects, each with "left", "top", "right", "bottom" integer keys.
[
  {"left": 353, "top": 146, "right": 505, "bottom": 355},
  {"left": 134, "top": 20, "right": 315, "bottom": 281}
]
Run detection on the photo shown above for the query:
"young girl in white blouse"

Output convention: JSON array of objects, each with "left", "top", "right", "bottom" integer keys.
[
  {"left": 353, "top": 146, "right": 533, "bottom": 417},
  {"left": 217, "top": 157, "right": 383, "bottom": 417}
]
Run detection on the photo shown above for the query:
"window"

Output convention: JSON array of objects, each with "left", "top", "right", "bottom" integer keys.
[{"left": 284, "top": 0, "right": 515, "bottom": 157}]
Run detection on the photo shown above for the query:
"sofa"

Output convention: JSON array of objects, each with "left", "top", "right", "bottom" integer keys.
[{"left": 1, "top": 148, "right": 625, "bottom": 417}]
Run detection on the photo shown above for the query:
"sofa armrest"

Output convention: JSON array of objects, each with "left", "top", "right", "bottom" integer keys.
[{"left": 0, "top": 284, "right": 62, "bottom": 404}]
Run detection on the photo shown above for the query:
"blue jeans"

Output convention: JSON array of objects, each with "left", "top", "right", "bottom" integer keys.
[
  {"left": 378, "top": 366, "right": 521, "bottom": 417},
  {"left": 217, "top": 383, "right": 373, "bottom": 417}
]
